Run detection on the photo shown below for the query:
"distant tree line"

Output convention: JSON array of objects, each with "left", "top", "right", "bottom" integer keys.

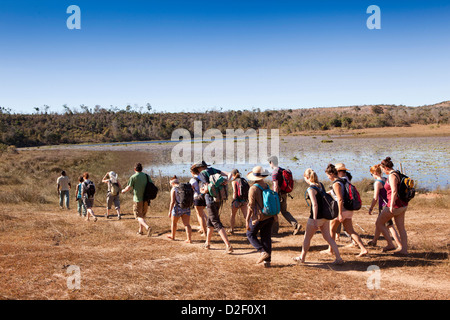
[{"left": 0, "top": 102, "right": 449, "bottom": 148}]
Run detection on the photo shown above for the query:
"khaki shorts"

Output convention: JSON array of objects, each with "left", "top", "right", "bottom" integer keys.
[
  {"left": 133, "top": 201, "right": 148, "bottom": 219},
  {"left": 307, "top": 218, "right": 328, "bottom": 228},
  {"left": 381, "top": 205, "right": 407, "bottom": 217}
]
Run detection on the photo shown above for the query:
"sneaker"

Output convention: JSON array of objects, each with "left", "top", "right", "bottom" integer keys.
[
  {"left": 263, "top": 261, "right": 271, "bottom": 268},
  {"left": 256, "top": 251, "right": 270, "bottom": 264},
  {"left": 203, "top": 243, "right": 211, "bottom": 250},
  {"left": 225, "top": 245, "right": 234, "bottom": 254}
]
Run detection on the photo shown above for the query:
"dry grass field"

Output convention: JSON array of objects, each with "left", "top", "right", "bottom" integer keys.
[{"left": 0, "top": 149, "right": 449, "bottom": 300}]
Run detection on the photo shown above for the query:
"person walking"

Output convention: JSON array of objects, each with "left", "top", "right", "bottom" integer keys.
[
  {"left": 75, "top": 176, "right": 86, "bottom": 217},
  {"left": 367, "top": 164, "right": 401, "bottom": 248},
  {"left": 168, "top": 176, "right": 193, "bottom": 243},
  {"left": 102, "top": 171, "right": 122, "bottom": 220},
  {"left": 228, "top": 169, "right": 249, "bottom": 234},
  {"left": 81, "top": 172, "right": 97, "bottom": 222},
  {"left": 245, "top": 166, "right": 275, "bottom": 267},
  {"left": 293, "top": 169, "right": 343, "bottom": 265},
  {"left": 376, "top": 157, "right": 409, "bottom": 256},
  {"left": 57, "top": 171, "right": 71, "bottom": 210},
  {"left": 190, "top": 166, "right": 207, "bottom": 236},
  {"left": 268, "top": 156, "right": 301, "bottom": 235},
  {"left": 193, "top": 160, "right": 233, "bottom": 254},
  {"left": 324, "top": 164, "right": 368, "bottom": 257},
  {"left": 121, "top": 163, "right": 153, "bottom": 236}
]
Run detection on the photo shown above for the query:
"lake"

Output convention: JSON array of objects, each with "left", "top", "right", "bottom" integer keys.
[{"left": 147, "top": 136, "right": 450, "bottom": 191}]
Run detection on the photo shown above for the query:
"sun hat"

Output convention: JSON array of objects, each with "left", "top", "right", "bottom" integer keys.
[
  {"left": 335, "top": 163, "right": 349, "bottom": 171},
  {"left": 109, "top": 171, "right": 118, "bottom": 184},
  {"left": 247, "top": 166, "right": 270, "bottom": 181},
  {"left": 193, "top": 160, "right": 210, "bottom": 168}
]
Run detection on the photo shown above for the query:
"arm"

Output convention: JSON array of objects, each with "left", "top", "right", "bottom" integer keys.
[
  {"left": 122, "top": 185, "right": 132, "bottom": 194},
  {"left": 232, "top": 181, "right": 237, "bottom": 200},
  {"left": 102, "top": 173, "right": 109, "bottom": 183},
  {"left": 389, "top": 173, "right": 399, "bottom": 212},
  {"left": 308, "top": 188, "right": 319, "bottom": 221},
  {"left": 369, "top": 181, "right": 381, "bottom": 215},
  {"left": 75, "top": 184, "right": 79, "bottom": 198},
  {"left": 333, "top": 182, "right": 344, "bottom": 222},
  {"left": 246, "top": 187, "right": 255, "bottom": 231},
  {"left": 168, "top": 188, "right": 176, "bottom": 217},
  {"left": 273, "top": 180, "right": 279, "bottom": 194}
]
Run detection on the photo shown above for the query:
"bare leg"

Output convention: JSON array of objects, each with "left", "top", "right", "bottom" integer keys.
[
  {"left": 342, "top": 219, "right": 368, "bottom": 257},
  {"left": 181, "top": 214, "right": 192, "bottom": 243}
]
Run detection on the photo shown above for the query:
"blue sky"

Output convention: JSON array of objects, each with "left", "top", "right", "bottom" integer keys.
[{"left": 0, "top": 0, "right": 449, "bottom": 114}]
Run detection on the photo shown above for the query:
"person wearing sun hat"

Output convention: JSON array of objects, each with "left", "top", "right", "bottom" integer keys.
[
  {"left": 245, "top": 166, "right": 275, "bottom": 267},
  {"left": 335, "top": 163, "right": 352, "bottom": 182}
]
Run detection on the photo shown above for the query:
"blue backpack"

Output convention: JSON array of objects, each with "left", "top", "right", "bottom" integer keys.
[{"left": 254, "top": 183, "right": 280, "bottom": 216}]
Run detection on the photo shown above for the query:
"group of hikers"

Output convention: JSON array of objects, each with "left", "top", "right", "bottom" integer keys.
[{"left": 57, "top": 155, "right": 414, "bottom": 268}]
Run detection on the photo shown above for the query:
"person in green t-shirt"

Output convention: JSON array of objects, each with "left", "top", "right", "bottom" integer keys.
[{"left": 122, "top": 163, "right": 152, "bottom": 236}]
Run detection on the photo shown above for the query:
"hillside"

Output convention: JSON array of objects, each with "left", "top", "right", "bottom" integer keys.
[{"left": 0, "top": 101, "right": 449, "bottom": 148}]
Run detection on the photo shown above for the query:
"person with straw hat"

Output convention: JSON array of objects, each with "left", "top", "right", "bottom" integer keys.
[
  {"left": 102, "top": 171, "right": 122, "bottom": 220},
  {"left": 245, "top": 166, "right": 275, "bottom": 267}
]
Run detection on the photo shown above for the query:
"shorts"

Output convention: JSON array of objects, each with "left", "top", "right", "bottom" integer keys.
[
  {"left": 307, "top": 218, "right": 328, "bottom": 228},
  {"left": 232, "top": 199, "right": 247, "bottom": 209},
  {"left": 83, "top": 198, "right": 94, "bottom": 209},
  {"left": 341, "top": 209, "right": 353, "bottom": 221},
  {"left": 206, "top": 202, "right": 223, "bottom": 231},
  {"left": 381, "top": 205, "right": 407, "bottom": 218},
  {"left": 107, "top": 193, "right": 120, "bottom": 210},
  {"left": 133, "top": 201, "right": 148, "bottom": 219},
  {"left": 193, "top": 194, "right": 206, "bottom": 207},
  {"left": 171, "top": 205, "right": 191, "bottom": 218}
]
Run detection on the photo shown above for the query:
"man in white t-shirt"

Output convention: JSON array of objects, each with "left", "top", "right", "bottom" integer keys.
[{"left": 57, "top": 171, "right": 71, "bottom": 210}]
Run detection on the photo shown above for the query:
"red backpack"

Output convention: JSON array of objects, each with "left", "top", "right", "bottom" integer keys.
[{"left": 279, "top": 168, "right": 294, "bottom": 193}]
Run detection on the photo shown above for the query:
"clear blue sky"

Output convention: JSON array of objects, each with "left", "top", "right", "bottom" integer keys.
[{"left": 0, "top": 0, "right": 449, "bottom": 114}]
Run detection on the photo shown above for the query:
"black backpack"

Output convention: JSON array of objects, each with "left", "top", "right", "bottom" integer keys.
[
  {"left": 305, "top": 183, "right": 338, "bottom": 220},
  {"left": 236, "top": 178, "right": 250, "bottom": 201},
  {"left": 143, "top": 174, "right": 158, "bottom": 203},
  {"left": 392, "top": 171, "right": 415, "bottom": 203},
  {"left": 177, "top": 183, "right": 194, "bottom": 209},
  {"left": 84, "top": 180, "right": 96, "bottom": 198}
]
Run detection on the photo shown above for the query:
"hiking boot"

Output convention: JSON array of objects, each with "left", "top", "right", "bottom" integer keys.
[{"left": 256, "top": 251, "right": 270, "bottom": 264}]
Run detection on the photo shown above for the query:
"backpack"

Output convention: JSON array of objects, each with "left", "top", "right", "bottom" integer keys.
[
  {"left": 254, "top": 183, "right": 280, "bottom": 216},
  {"left": 236, "top": 178, "right": 250, "bottom": 201},
  {"left": 110, "top": 182, "right": 120, "bottom": 196},
  {"left": 143, "top": 174, "right": 158, "bottom": 203},
  {"left": 333, "top": 178, "right": 362, "bottom": 211},
  {"left": 177, "top": 183, "right": 194, "bottom": 209},
  {"left": 84, "top": 180, "right": 96, "bottom": 198},
  {"left": 279, "top": 168, "right": 294, "bottom": 194},
  {"left": 305, "top": 183, "right": 339, "bottom": 220},
  {"left": 200, "top": 169, "right": 228, "bottom": 203},
  {"left": 208, "top": 173, "right": 228, "bottom": 202},
  {"left": 392, "top": 171, "right": 415, "bottom": 203}
]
